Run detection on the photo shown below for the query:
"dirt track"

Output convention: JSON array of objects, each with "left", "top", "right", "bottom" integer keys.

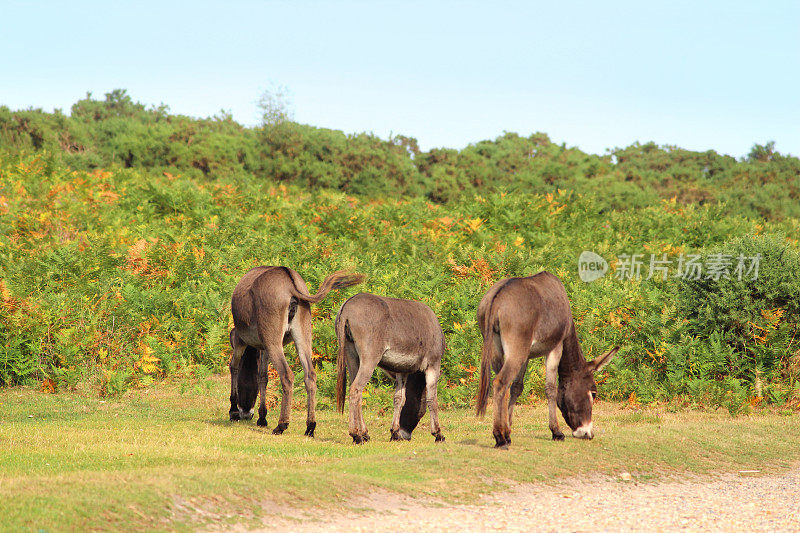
[{"left": 248, "top": 468, "right": 800, "bottom": 532}]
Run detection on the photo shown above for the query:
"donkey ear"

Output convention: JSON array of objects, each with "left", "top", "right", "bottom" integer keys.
[{"left": 588, "top": 346, "right": 620, "bottom": 373}]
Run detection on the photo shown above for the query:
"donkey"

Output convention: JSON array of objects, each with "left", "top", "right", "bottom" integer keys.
[
  {"left": 476, "top": 271, "right": 619, "bottom": 448},
  {"left": 229, "top": 266, "right": 363, "bottom": 437},
  {"left": 335, "top": 293, "right": 446, "bottom": 444}
]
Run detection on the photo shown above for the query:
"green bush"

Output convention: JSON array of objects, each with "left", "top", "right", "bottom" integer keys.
[
  {"left": 3, "top": 91, "right": 800, "bottom": 218},
  {"left": 675, "top": 235, "right": 800, "bottom": 398},
  {"left": 2, "top": 93, "right": 800, "bottom": 412}
]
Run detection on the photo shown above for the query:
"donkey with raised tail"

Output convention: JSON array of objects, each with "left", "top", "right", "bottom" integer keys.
[
  {"left": 230, "top": 266, "right": 363, "bottom": 437},
  {"left": 335, "top": 293, "right": 446, "bottom": 444},
  {"left": 476, "top": 271, "right": 618, "bottom": 448}
]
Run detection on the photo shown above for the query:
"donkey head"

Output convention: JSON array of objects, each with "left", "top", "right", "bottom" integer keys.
[
  {"left": 396, "top": 371, "right": 427, "bottom": 439},
  {"left": 236, "top": 346, "right": 259, "bottom": 415},
  {"left": 557, "top": 346, "right": 619, "bottom": 439}
]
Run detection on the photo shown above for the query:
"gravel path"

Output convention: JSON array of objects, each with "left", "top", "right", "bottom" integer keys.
[{"left": 253, "top": 468, "right": 800, "bottom": 532}]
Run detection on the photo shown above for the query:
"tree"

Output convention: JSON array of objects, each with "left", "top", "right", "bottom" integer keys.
[
  {"left": 747, "top": 141, "right": 776, "bottom": 162},
  {"left": 258, "top": 84, "right": 294, "bottom": 127}
]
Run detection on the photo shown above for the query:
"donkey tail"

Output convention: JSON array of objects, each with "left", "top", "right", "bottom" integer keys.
[
  {"left": 335, "top": 311, "right": 348, "bottom": 414},
  {"left": 475, "top": 325, "right": 496, "bottom": 417},
  {"left": 287, "top": 269, "right": 364, "bottom": 304}
]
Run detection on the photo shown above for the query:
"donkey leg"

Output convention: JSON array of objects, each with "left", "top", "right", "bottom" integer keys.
[
  {"left": 256, "top": 350, "right": 270, "bottom": 427},
  {"left": 508, "top": 358, "right": 530, "bottom": 428},
  {"left": 389, "top": 374, "right": 407, "bottom": 441},
  {"left": 348, "top": 362, "right": 377, "bottom": 444},
  {"left": 229, "top": 359, "right": 240, "bottom": 420},
  {"left": 228, "top": 338, "right": 246, "bottom": 421},
  {"left": 269, "top": 347, "right": 294, "bottom": 434},
  {"left": 344, "top": 340, "right": 360, "bottom": 388},
  {"left": 425, "top": 367, "right": 445, "bottom": 443},
  {"left": 492, "top": 350, "right": 527, "bottom": 448},
  {"left": 291, "top": 306, "right": 317, "bottom": 437},
  {"left": 545, "top": 342, "right": 565, "bottom": 441}
]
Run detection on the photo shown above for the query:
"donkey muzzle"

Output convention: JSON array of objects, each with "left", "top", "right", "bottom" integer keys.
[{"left": 572, "top": 422, "right": 594, "bottom": 440}]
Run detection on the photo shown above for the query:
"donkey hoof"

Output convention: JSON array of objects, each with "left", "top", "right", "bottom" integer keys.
[
  {"left": 239, "top": 410, "right": 254, "bottom": 421},
  {"left": 304, "top": 422, "right": 316, "bottom": 437},
  {"left": 256, "top": 417, "right": 268, "bottom": 427},
  {"left": 351, "top": 434, "right": 365, "bottom": 445},
  {"left": 552, "top": 432, "right": 565, "bottom": 441},
  {"left": 390, "top": 431, "right": 401, "bottom": 441},
  {"left": 493, "top": 433, "right": 510, "bottom": 448},
  {"left": 229, "top": 411, "right": 240, "bottom": 421},
  {"left": 272, "top": 422, "right": 288, "bottom": 435},
  {"left": 362, "top": 433, "right": 370, "bottom": 442},
  {"left": 434, "top": 434, "right": 446, "bottom": 443}
]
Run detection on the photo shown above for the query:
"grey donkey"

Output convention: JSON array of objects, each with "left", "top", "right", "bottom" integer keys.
[
  {"left": 229, "top": 266, "right": 363, "bottom": 436},
  {"left": 476, "top": 271, "right": 618, "bottom": 448},
  {"left": 335, "top": 293, "right": 446, "bottom": 444}
]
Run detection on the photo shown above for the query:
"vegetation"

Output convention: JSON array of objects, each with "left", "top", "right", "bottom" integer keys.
[
  {"left": 3, "top": 89, "right": 799, "bottom": 217},
  {"left": 1, "top": 90, "right": 799, "bottom": 413},
  {"left": 2, "top": 378, "right": 799, "bottom": 531}
]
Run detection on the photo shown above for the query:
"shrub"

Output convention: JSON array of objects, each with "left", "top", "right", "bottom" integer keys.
[{"left": 677, "top": 234, "right": 800, "bottom": 401}]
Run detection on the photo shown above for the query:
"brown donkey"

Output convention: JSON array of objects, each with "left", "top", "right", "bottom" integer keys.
[
  {"left": 335, "top": 293, "right": 446, "bottom": 444},
  {"left": 476, "top": 271, "right": 618, "bottom": 448},
  {"left": 229, "top": 266, "right": 363, "bottom": 436}
]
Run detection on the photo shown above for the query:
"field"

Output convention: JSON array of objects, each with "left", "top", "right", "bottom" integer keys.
[
  {"left": 1, "top": 92, "right": 800, "bottom": 530},
  {"left": 2, "top": 376, "right": 799, "bottom": 531}
]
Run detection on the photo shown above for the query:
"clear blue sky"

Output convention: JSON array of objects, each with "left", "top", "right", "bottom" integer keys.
[{"left": 2, "top": 1, "right": 798, "bottom": 157}]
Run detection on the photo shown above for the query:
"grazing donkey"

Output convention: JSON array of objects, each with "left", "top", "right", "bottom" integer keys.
[
  {"left": 335, "top": 293, "right": 446, "bottom": 444},
  {"left": 476, "top": 271, "right": 619, "bottom": 448},
  {"left": 229, "top": 266, "right": 363, "bottom": 437}
]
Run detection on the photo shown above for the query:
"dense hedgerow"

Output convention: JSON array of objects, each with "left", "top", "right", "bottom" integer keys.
[
  {"left": 1, "top": 91, "right": 799, "bottom": 410},
  {"left": 2, "top": 90, "right": 799, "bottom": 218},
  {"left": 1, "top": 150, "right": 799, "bottom": 412}
]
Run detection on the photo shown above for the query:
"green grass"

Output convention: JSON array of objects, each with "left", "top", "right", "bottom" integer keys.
[{"left": 2, "top": 376, "right": 799, "bottom": 532}]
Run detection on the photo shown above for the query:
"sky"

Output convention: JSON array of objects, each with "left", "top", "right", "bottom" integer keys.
[{"left": 1, "top": 1, "right": 798, "bottom": 157}]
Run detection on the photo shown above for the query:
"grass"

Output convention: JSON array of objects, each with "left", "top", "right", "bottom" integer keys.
[{"left": 2, "top": 376, "right": 799, "bottom": 532}]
